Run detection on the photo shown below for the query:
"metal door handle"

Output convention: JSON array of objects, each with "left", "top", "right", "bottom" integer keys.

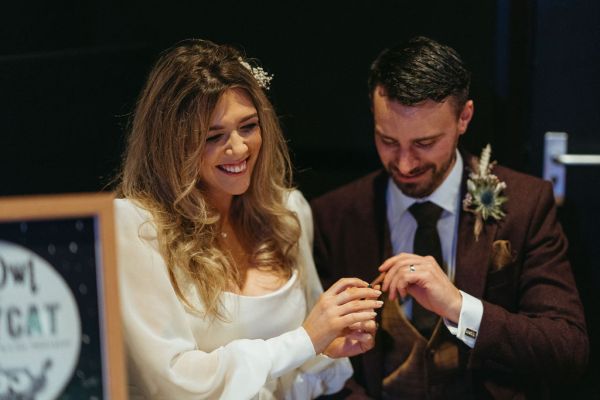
[
  {"left": 553, "top": 154, "right": 600, "bottom": 166},
  {"left": 543, "top": 132, "right": 600, "bottom": 204}
]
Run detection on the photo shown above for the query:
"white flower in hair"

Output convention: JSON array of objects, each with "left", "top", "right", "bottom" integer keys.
[{"left": 239, "top": 58, "right": 273, "bottom": 90}]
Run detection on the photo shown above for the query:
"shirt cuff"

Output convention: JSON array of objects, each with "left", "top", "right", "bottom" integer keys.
[{"left": 443, "top": 290, "right": 483, "bottom": 348}]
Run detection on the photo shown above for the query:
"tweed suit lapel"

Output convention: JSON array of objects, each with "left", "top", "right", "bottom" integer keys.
[
  {"left": 356, "top": 170, "right": 393, "bottom": 279},
  {"left": 374, "top": 170, "right": 393, "bottom": 261},
  {"left": 454, "top": 155, "right": 497, "bottom": 298},
  {"left": 360, "top": 170, "right": 391, "bottom": 397}
]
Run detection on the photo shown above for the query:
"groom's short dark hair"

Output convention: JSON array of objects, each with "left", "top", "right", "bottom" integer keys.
[{"left": 368, "top": 36, "right": 471, "bottom": 115}]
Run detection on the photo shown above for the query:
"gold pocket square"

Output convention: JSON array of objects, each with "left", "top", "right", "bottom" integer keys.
[{"left": 491, "top": 240, "right": 514, "bottom": 271}]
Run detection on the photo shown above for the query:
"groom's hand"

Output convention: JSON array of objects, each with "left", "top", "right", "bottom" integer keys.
[{"left": 378, "top": 253, "right": 462, "bottom": 324}]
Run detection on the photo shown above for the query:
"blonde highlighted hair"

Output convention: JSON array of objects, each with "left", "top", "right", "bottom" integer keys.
[{"left": 118, "top": 39, "right": 300, "bottom": 319}]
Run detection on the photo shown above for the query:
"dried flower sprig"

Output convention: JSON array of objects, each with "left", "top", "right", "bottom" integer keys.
[{"left": 462, "top": 144, "right": 508, "bottom": 241}]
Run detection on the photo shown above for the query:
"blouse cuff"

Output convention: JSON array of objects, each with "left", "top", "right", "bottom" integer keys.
[{"left": 266, "top": 326, "right": 316, "bottom": 378}]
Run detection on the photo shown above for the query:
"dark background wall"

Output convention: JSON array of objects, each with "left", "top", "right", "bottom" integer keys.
[
  {"left": 0, "top": 0, "right": 499, "bottom": 197},
  {"left": 1, "top": 0, "right": 598, "bottom": 396},
  {"left": 527, "top": 1, "right": 600, "bottom": 397}
]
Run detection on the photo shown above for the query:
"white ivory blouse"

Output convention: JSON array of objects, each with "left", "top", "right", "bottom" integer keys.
[{"left": 114, "top": 190, "right": 352, "bottom": 399}]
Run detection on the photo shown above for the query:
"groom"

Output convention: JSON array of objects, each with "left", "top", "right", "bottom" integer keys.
[{"left": 311, "top": 36, "right": 588, "bottom": 399}]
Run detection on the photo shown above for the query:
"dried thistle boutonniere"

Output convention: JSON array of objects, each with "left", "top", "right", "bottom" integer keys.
[{"left": 462, "top": 144, "right": 507, "bottom": 241}]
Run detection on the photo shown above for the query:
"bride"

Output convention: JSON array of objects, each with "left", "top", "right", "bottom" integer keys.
[{"left": 114, "top": 39, "right": 381, "bottom": 399}]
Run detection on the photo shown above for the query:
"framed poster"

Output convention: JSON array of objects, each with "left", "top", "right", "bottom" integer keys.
[{"left": 0, "top": 193, "right": 126, "bottom": 399}]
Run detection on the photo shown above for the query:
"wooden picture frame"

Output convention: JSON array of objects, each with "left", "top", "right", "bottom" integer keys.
[{"left": 0, "top": 193, "right": 126, "bottom": 399}]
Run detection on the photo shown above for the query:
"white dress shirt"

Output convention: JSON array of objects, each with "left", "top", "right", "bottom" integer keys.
[{"left": 386, "top": 150, "right": 483, "bottom": 348}]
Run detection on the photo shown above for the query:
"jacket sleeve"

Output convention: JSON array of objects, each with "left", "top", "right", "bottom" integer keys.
[
  {"left": 470, "top": 181, "right": 589, "bottom": 380},
  {"left": 115, "top": 199, "right": 317, "bottom": 400}
]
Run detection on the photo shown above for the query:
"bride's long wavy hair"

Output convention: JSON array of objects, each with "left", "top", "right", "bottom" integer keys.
[{"left": 118, "top": 39, "right": 300, "bottom": 319}]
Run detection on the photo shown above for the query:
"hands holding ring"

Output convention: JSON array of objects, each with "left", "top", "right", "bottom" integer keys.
[{"left": 303, "top": 277, "right": 382, "bottom": 357}]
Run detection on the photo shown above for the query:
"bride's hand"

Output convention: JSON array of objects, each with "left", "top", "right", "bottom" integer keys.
[
  {"left": 303, "top": 278, "right": 382, "bottom": 355},
  {"left": 323, "top": 319, "right": 378, "bottom": 358}
]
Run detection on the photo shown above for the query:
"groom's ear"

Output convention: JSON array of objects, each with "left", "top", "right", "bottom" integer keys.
[{"left": 457, "top": 100, "right": 474, "bottom": 135}]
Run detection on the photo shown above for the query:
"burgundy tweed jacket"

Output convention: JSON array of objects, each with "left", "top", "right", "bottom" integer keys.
[{"left": 311, "top": 159, "right": 588, "bottom": 399}]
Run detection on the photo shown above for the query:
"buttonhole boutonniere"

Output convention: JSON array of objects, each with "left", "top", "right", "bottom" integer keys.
[{"left": 462, "top": 144, "right": 508, "bottom": 241}]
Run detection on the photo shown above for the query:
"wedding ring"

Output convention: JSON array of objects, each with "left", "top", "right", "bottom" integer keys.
[{"left": 409, "top": 264, "right": 416, "bottom": 272}]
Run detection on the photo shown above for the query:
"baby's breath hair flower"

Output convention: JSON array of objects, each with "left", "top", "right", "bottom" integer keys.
[
  {"left": 239, "top": 58, "right": 273, "bottom": 90},
  {"left": 462, "top": 144, "right": 508, "bottom": 241}
]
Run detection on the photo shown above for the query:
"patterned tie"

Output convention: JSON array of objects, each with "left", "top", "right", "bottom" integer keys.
[{"left": 408, "top": 201, "right": 444, "bottom": 338}]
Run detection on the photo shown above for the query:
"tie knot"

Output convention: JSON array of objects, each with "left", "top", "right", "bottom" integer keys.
[{"left": 409, "top": 201, "right": 443, "bottom": 227}]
